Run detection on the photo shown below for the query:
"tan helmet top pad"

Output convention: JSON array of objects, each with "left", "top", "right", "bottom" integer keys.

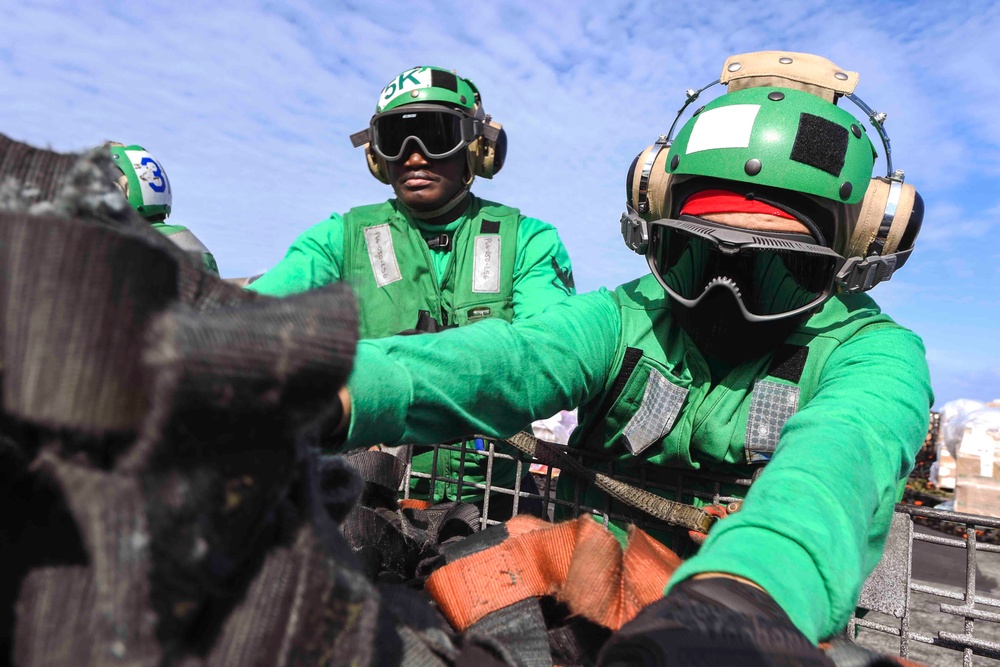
[{"left": 721, "top": 51, "right": 859, "bottom": 102}]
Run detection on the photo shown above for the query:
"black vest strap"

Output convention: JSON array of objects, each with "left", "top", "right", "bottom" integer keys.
[
  {"left": 426, "top": 233, "right": 451, "bottom": 250},
  {"left": 767, "top": 344, "right": 809, "bottom": 383}
]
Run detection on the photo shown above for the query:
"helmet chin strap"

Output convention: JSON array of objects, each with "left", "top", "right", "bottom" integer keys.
[
  {"left": 407, "top": 180, "right": 473, "bottom": 220},
  {"left": 405, "top": 154, "right": 476, "bottom": 221}
]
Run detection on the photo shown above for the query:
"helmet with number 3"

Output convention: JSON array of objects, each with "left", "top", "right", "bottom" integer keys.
[{"left": 107, "top": 142, "right": 172, "bottom": 220}]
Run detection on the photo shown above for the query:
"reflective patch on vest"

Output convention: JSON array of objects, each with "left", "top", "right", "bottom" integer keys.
[
  {"left": 622, "top": 369, "right": 688, "bottom": 456},
  {"left": 364, "top": 224, "right": 402, "bottom": 287},
  {"left": 745, "top": 380, "right": 800, "bottom": 463},
  {"left": 473, "top": 235, "right": 501, "bottom": 293}
]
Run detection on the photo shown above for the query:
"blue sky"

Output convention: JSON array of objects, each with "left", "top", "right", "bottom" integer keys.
[{"left": 2, "top": 0, "right": 999, "bottom": 407}]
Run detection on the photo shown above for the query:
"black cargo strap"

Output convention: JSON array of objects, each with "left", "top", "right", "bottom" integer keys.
[
  {"left": 344, "top": 449, "right": 408, "bottom": 492},
  {"left": 467, "top": 599, "right": 553, "bottom": 667},
  {"left": 502, "top": 431, "right": 716, "bottom": 534}
]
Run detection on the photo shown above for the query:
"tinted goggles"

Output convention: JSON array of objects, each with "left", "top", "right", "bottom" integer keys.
[
  {"left": 646, "top": 216, "right": 845, "bottom": 321},
  {"left": 370, "top": 106, "right": 480, "bottom": 161}
]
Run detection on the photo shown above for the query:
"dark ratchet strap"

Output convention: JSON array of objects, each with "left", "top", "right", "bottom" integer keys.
[{"left": 501, "top": 431, "right": 716, "bottom": 534}]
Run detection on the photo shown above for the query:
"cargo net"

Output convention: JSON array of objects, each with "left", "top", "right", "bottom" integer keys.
[{"left": 393, "top": 436, "right": 1000, "bottom": 666}]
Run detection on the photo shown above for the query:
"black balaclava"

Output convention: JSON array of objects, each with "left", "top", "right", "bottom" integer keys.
[{"left": 672, "top": 286, "right": 809, "bottom": 367}]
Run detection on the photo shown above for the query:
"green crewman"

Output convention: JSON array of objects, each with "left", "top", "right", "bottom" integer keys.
[
  {"left": 107, "top": 142, "right": 219, "bottom": 275},
  {"left": 249, "top": 67, "right": 576, "bottom": 508},
  {"left": 334, "top": 52, "right": 931, "bottom": 656}
]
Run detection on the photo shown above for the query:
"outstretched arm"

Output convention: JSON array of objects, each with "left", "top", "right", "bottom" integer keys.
[
  {"left": 248, "top": 214, "right": 345, "bottom": 296},
  {"left": 341, "top": 289, "right": 621, "bottom": 449}
]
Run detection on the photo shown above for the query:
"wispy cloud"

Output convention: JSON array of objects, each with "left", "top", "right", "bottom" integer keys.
[{"left": 1, "top": 0, "right": 998, "bottom": 403}]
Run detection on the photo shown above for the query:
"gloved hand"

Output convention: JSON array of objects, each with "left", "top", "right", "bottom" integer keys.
[{"left": 596, "top": 576, "right": 834, "bottom": 667}]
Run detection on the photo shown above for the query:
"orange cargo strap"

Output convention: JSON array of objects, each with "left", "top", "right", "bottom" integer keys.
[
  {"left": 426, "top": 514, "right": 682, "bottom": 632},
  {"left": 398, "top": 498, "right": 434, "bottom": 511}
]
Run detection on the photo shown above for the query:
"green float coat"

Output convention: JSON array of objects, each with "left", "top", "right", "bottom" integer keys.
[
  {"left": 250, "top": 194, "right": 575, "bottom": 499},
  {"left": 249, "top": 195, "right": 574, "bottom": 333},
  {"left": 339, "top": 198, "right": 518, "bottom": 338},
  {"left": 343, "top": 277, "right": 932, "bottom": 643}
]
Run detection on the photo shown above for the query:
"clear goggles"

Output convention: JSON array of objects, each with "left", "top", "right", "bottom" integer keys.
[
  {"left": 646, "top": 216, "right": 846, "bottom": 321},
  {"left": 370, "top": 105, "right": 481, "bottom": 161}
]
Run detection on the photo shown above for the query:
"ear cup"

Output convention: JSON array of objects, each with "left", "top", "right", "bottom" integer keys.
[
  {"left": 491, "top": 125, "right": 507, "bottom": 176},
  {"left": 469, "top": 121, "right": 506, "bottom": 179},
  {"left": 849, "top": 177, "right": 920, "bottom": 258},
  {"left": 627, "top": 142, "right": 673, "bottom": 220},
  {"left": 363, "top": 143, "right": 389, "bottom": 184}
]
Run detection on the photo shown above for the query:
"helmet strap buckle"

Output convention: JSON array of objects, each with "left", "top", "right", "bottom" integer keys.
[{"left": 835, "top": 250, "right": 910, "bottom": 293}]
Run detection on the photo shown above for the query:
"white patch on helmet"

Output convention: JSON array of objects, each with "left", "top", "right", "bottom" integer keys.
[
  {"left": 377, "top": 67, "right": 433, "bottom": 112},
  {"left": 123, "top": 148, "right": 171, "bottom": 207},
  {"left": 685, "top": 104, "right": 761, "bottom": 154}
]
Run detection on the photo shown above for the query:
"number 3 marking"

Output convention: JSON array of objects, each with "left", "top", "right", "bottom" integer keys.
[{"left": 141, "top": 157, "right": 166, "bottom": 193}]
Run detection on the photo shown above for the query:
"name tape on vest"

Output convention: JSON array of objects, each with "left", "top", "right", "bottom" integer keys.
[
  {"left": 745, "top": 380, "right": 800, "bottom": 464},
  {"left": 622, "top": 368, "right": 688, "bottom": 456},
  {"left": 364, "top": 224, "right": 403, "bottom": 287},
  {"left": 473, "top": 235, "right": 501, "bottom": 293}
]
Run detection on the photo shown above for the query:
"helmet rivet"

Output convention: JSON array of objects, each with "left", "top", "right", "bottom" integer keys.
[
  {"left": 744, "top": 158, "right": 762, "bottom": 176},
  {"left": 670, "top": 154, "right": 680, "bottom": 171},
  {"left": 460, "top": 95, "right": 467, "bottom": 104},
  {"left": 834, "top": 71, "right": 849, "bottom": 81},
  {"left": 727, "top": 62, "right": 742, "bottom": 72},
  {"left": 839, "top": 182, "right": 853, "bottom": 199},
  {"left": 851, "top": 124, "right": 862, "bottom": 138},
  {"left": 693, "top": 105, "right": 706, "bottom": 116},
  {"left": 410, "top": 90, "right": 419, "bottom": 98},
  {"left": 779, "top": 57, "right": 793, "bottom": 64},
  {"left": 767, "top": 91, "right": 785, "bottom": 101}
]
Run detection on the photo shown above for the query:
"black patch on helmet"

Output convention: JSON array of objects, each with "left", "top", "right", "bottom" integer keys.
[
  {"left": 789, "top": 113, "right": 849, "bottom": 177},
  {"left": 431, "top": 69, "right": 459, "bottom": 93}
]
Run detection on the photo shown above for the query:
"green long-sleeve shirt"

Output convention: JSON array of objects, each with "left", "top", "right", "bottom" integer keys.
[
  {"left": 247, "top": 198, "right": 575, "bottom": 321},
  {"left": 344, "top": 287, "right": 932, "bottom": 642}
]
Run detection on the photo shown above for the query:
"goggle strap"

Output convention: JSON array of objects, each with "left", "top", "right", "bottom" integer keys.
[
  {"left": 620, "top": 208, "right": 649, "bottom": 254},
  {"left": 350, "top": 128, "right": 371, "bottom": 148},
  {"left": 480, "top": 121, "right": 499, "bottom": 142},
  {"left": 835, "top": 248, "right": 911, "bottom": 293}
]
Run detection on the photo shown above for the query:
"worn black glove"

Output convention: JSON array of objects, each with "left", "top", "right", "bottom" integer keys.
[{"left": 597, "top": 577, "right": 834, "bottom": 667}]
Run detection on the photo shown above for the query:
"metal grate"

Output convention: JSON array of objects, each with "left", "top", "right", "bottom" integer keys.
[{"left": 852, "top": 504, "right": 1000, "bottom": 665}]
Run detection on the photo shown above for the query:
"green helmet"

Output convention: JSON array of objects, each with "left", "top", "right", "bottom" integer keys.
[
  {"left": 667, "top": 86, "right": 876, "bottom": 206},
  {"left": 375, "top": 66, "right": 481, "bottom": 115},
  {"left": 108, "top": 144, "right": 172, "bottom": 220},
  {"left": 666, "top": 87, "right": 877, "bottom": 254}
]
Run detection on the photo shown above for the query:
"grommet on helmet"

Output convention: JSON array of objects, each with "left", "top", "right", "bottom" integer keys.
[
  {"left": 350, "top": 66, "right": 507, "bottom": 185},
  {"left": 107, "top": 143, "right": 172, "bottom": 220},
  {"left": 622, "top": 51, "right": 924, "bottom": 293}
]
